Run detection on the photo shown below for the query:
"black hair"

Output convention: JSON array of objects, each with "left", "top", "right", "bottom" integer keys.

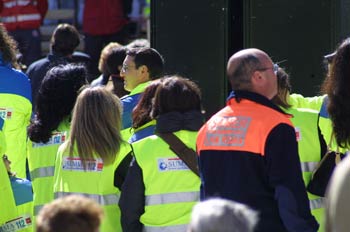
[
  {"left": 126, "top": 47, "right": 164, "bottom": 79},
  {"left": 51, "top": 24, "right": 80, "bottom": 56},
  {"left": 28, "top": 64, "right": 88, "bottom": 143}
]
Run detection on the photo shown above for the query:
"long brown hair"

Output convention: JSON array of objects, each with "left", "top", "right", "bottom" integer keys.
[
  {"left": 322, "top": 38, "right": 350, "bottom": 148},
  {"left": 67, "top": 87, "right": 123, "bottom": 166}
]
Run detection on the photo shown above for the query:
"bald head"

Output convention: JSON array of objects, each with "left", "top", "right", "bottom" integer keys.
[
  {"left": 226, "top": 48, "right": 277, "bottom": 98},
  {"left": 227, "top": 49, "right": 270, "bottom": 76}
]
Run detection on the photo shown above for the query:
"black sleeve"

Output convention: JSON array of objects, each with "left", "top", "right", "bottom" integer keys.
[
  {"left": 265, "top": 123, "right": 319, "bottom": 232},
  {"left": 119, "top": 156, "right": 145, "bottom": 232},
  {"left": 114, "top": 151, "right": 133, "bottom": 189}
]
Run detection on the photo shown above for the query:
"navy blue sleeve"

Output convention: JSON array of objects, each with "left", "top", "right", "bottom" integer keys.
[
  {"left": 265, "top": 123, "right": 319, "bottom": 232},
  {"left": 119, "top": 156, "right": 145, "bottom": 232}
]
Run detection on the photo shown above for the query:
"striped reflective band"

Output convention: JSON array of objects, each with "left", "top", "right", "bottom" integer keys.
[
  {"left": 145, "top": 191, "right": 199, "bottom": 206},
  {"left": 54, "top": 192, "right": 120, "bottom": 206},
  {"left": 144, "top": 224, "right": 188, "bottom": 232},
  {"left": 309, "top": 197, "right": 324, "bottom": 210},
  {"left": 34, "top": 204, "right": 44, "bottom": 216},
  {"left": 2, "top": 14, "right": 40, "bottom": 23},
  {"left": 300, "top": 161, "right": 319, "bottom": 173},
  {"left": 30, "top": 166, "right": 55, "bottom": 180},
  {"left": 4, "top": 0, "right": 34, "bottom": 7}
]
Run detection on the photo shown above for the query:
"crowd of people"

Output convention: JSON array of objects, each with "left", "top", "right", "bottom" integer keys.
[{"left": 1, "top": 6, "right": 350, "bottom": 232}]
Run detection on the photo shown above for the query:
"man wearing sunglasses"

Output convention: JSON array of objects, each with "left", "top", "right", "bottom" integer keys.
[{"left": 197, "top": 48, "right": 318, "bottom": 232}]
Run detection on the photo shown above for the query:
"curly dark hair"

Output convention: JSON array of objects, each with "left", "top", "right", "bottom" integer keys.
[
  {"left": 0, "top": 24, "right": 19, "bottom": 69},
  {"left": 28, "top": 64, "right": 88, "bottom": 143},
  {"left": 322, "top": 38, "right": 350, "bottom": 148}
]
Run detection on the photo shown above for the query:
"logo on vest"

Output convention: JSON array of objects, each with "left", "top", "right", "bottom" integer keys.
[
  {"left": 204, "top": 116, "right": 251, "bottom": 147},
  {"left": 62, "top": 157, "right": 103, "bottom": 172},
  {"left": 295, "top": 127, "right": 301, "bottom": 141},
  {"left": 158, "top": 157, "right": 189, "bottom": 172},
  {"left": 32, "top": 131, "right": 67, "bottom": 147},
  {"left": 0, "top": 214, "right": 32, "bottom": 232},
  {"left": 0, "top": 108, "right": 13, "bottom": 120}
]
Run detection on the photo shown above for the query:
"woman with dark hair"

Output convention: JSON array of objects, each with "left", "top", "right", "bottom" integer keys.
[
  {"left": 322, "top": 38, "right": 350, "bottom": 148},
  {"left": 128, "top": 78, "right": 163, "bottom": 143},
  {"left": 53, "top": 87, "right": 132, "bottom": 232},
  {"left": 27, "top": 64, "right": 88, "bottom": 219},
  {"left": 323, "top": 38, "right": 350, "bottom": 232},
  {"left": 119, "top": 76, "right": 204, "bottom": 232}
]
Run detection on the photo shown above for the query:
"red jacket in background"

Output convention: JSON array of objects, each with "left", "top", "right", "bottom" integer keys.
[
  {"left": 0, "top": 0, "right": 48, "bottom": 31},
  {"left": 83, "top": 0, "right": 128, "bottom": 36}
]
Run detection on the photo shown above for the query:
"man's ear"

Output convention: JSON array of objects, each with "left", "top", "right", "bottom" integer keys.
[
  {"left": 251, "top": 70, "right": 263, "bottom": 86},
  {"left": 139, "top": 65, "right": 150, "bottom": 80}
]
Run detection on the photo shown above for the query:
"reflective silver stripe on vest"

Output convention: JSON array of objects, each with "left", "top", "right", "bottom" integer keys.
[
  {"left": 143, "top": 224, "right": 188, "bottom": 232},
  {"left": 300, "top": 161, "right": 319, "bottom": 173},
  {"left": 309, "top": 197, "right": 324, "bottom": 210},
  {"left": 54, "top": 192, "right": 119, "bottom": 206},
  {"left": 30, "top": 166, "right": 55, "bottom": 180},
  {"left": 145, "top": 191, "right": 199, "bottom": 206},
  {"left": 34, "top": 204, "right": 44, "bottom": 216},
  {"left": 2, "top": 14, "right": 40, "bottom": 23}
]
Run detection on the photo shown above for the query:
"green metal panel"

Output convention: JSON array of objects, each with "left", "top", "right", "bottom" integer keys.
[
  {"left": 151, "top": 0, "right": 230, "bottom": 118},
  {"left": 243, "top": 0, "right": 335, "bottom": 96}
]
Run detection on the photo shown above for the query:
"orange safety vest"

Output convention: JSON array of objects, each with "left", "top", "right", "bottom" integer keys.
[{"left": 197, "top": 98, "right": 293, "bottom": 155}]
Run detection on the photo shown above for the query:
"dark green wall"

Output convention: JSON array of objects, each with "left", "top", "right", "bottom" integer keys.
[{"left": 151, "top": 0, "right": 350, "bottom": 117}]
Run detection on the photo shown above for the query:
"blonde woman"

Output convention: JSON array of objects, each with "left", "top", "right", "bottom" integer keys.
[{"left": 53, "top": 87, "right": 132, "bottom": 232}]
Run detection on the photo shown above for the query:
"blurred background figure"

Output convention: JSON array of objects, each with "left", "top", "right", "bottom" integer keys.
[
  {"left": 325, "top": 154, "right": 350, "bottom": 232},
  {"left": 53, "top": 87, "right": 132, "bottom": 232},
  {"left": 36, "top": 195, "right": 103, "bottom": 232},
  {"left": 27, "top": 23, "right": 90, "bottom": 110},
  {"left": 0, "top": 0, "right": 48, "bottom": 67},
  {"left": 126, "top": 38, "right": 150, "bottom": 50},
  {"left": 83, "top": 0, "right": 130, "bottom": 78},
  {"left": 187, "top": 198, "right": 258, "bottom": 232},
  {"left": 0, "top": 23, "right": 32, "bottom": 179},
  {"left": 27, "top": 64, "right": 88, "bottom": 220},
  {"left": 90, "top": 42, "right": 129, "bottom": 98}
]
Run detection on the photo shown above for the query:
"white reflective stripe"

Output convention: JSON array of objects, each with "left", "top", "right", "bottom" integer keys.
[
  {"left": 144, "top": 224, "right": 188, "bottom": 232},
  {"left": 4, "top": 1, "right": 16, "bottom": 8},
  {"left": 1, "top": 14, "right": 40, "bottom": 23},
  {"left": 4, "top": 0, "right": 33, "bottom": 8},
  {"left": 18, "top": 0, "right": 34, "bottom": 6},
  {"left": 17, "top": 14, "right": 41, "bottom": 21},
  {"left": 1, "top": 16, "right": 16, "bottom": 23},
  {"left": 54, "top": 192, "right": 120, "bottom": 206},
  {"left": 30, "top": 166, "right": 55, "bottom": 180},
  {"left": 300, "top": 161, "right": 319, "bottom": 173},
  {"left": 34, "top": 204, "right": 44, "bottom": 216},
  {"left": 310, "top": 197, "right": 324, "bottom": 210},
  {"left": 145, "top": 191, "right": 199, "bottom": 206}
]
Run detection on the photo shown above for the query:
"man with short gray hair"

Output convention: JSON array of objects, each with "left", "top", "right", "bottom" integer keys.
[{"left": 187, "top": 198, "right": 258, "bottom": 232}]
